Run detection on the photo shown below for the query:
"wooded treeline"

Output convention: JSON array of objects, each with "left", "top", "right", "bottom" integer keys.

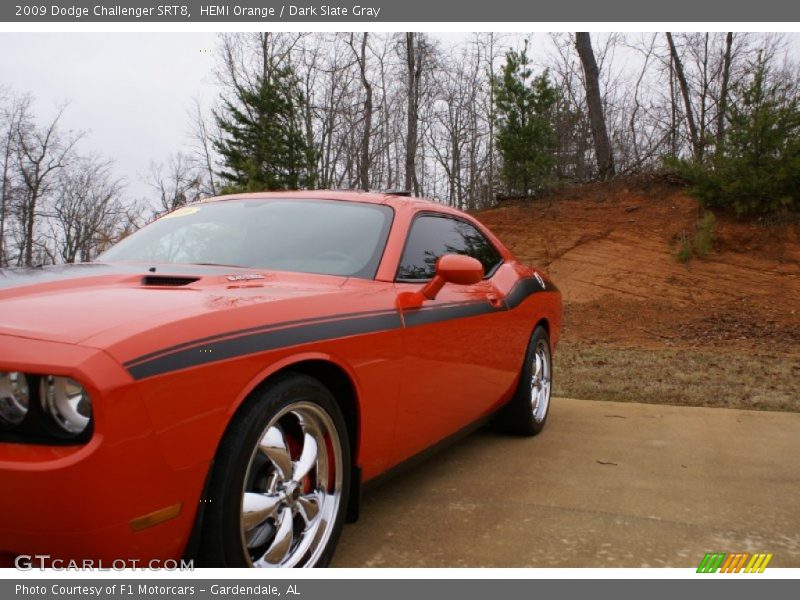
[{"left": 1, "top": 32, "right": 798, "bottom": 267}]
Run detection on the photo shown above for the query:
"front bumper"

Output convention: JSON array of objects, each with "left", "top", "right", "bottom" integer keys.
[{"left": 0, "top": 334, "right": 206, "bottom": 565}]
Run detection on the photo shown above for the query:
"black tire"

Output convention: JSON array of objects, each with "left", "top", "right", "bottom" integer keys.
[
  {"left": 495, "top": 325, "right": 553, "bottom": 436},
  {"left": 198, "top": 373, "right": 351, "bottom": 568}
]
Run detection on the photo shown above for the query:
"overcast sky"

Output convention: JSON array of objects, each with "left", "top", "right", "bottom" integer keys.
[{"left": 0, "top": 33, "right": 219, "bottom": 200}]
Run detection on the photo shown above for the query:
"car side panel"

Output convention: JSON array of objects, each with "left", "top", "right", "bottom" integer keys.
[
  {"left": 131, "top": 284, "right": 404, "bottom": 482},
  {"left": 392, "top": 279, "right": 525, "bottom": 463}
]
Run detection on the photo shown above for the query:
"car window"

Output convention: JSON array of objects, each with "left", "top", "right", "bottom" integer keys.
[
  {"left": 147, "top": 221, "right": 246, "bottom": 266},
  {"left": 99, "top": 199, "right": 394, "bottom": 279},
  {"left": 396, "top": 214, "right": 502, "bottom": 281}
]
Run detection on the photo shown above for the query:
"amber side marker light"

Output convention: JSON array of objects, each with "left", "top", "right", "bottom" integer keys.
[{"left": 129, "top": 503, "right": 183, "bottom": 532}]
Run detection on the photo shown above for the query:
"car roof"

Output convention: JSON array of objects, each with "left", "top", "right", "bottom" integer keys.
[{"left": 201, "top": 190, "right": 462, "bottom": 215}]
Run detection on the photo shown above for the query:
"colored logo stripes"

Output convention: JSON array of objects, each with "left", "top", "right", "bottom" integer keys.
[{"left": 697, "top": 552, "right": 773, "bottom": 573}]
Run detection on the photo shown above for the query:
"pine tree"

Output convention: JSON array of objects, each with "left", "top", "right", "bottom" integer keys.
[
  {"left": 493, "top": 42, "right": 558, "bottom": 196},
  {"left": 677, "top": 56, "right": 800, "bottom": 216},
  {"left": 213, "top": 67, "right": 316, "bottom": 192}
]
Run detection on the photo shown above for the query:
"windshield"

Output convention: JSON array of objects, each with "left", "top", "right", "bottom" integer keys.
[{"left": 98, "top": 199, "right": 394, "bottom": 279}]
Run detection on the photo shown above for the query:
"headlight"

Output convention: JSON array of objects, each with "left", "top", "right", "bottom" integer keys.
[
  {"left": 0, "top": 372, "right": 30, "bottom": 425},
  {"left": 40, "top": 376, "right": 92, "bottom": 435}
]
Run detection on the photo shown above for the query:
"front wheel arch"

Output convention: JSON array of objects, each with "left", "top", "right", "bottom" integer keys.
[
  {"left": 277, "top": 360, "right": 360, "bottom": 466},
  {"left": 224, "top": 355, "right": 361, "bottom": 463}
]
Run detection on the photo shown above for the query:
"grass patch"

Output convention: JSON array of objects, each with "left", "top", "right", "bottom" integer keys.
[{"left": 554, "top": 342, "right": 799, "bottom": 412}]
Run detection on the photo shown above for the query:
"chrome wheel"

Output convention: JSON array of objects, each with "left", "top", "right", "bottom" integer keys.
[
  {"left": 239, "top": 401, "right": 343, "bottom": 568},
  {"left": 530, "top": 339, "right": 551, "bottom": 423}
]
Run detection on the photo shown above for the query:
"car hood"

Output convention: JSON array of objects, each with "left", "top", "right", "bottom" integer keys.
[{"left": 0, "top": 263, "right": 351, "bottom": 350}]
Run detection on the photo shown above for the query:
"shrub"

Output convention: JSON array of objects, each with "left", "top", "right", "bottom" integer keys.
[
  {"left": 675, "top": 231, "right": 693, "bottom": 263},
  {"left": 674, "top": 211, "right": 716, "bottom": 263},
  {"left": 693, "top": 211, "right": 716, "bottom": 257},
  {"left": 670, "top": 59, "right": 800, "bottom": 217}
]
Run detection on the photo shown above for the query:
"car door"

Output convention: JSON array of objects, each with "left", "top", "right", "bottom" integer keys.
[{"left": 392, "top": 213, "right": 524, "bottom": 463}]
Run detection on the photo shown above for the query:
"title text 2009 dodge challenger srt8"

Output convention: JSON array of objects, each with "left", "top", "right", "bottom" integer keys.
[{"left": 0, "top": 191, "right": 561, "bottom": 568}]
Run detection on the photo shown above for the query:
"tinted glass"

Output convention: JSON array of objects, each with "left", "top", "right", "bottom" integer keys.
[
  {"left": 397, "top": 215, "right": 502, "bottom": 281},
  {"left": 99, "top": 199, "right": 393, "bottom": 279}
]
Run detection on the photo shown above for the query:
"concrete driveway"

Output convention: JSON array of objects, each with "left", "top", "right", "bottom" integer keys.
[{"left": 332, "top": 398, "right": 800, "bottom": 567}]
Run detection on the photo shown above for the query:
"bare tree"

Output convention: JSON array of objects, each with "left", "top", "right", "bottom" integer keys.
[
  {"left": 716, "top": 32, "right": 734, "bottom": 151},
  {"left": 374, "top": 38, "right": 398, "bottom": 189},
  {"left": 666, "top": 33, "right": 702, "bottom": 161},
  {"left": 189, "top": 99, "right": 218, "bottom": 196},
  {"left": 485, "top": 36, "right": 496, "bottom": 196},
  {"left": 216, "top": 32, "right": 305, "bottom": 94},
  {"left": 575, "top": 33, "right": 616, "bottom": 180},
  {"left": 0, "top": 91, "right": 31, "bottom": 266},
  {"left": 546, "top": 33, "right": 593, "bottom": 182},
  {"left": 146, "top": 152, "right": 202, "bottom": 215},
  {"left": 313, "top": 35, "right": 358, "bottom": 188},
  {"left": 15, "top": 105, "right": 80, "bottom": 266},
  {"left": 348, "top": 33, "right": 373, "bottom": 191},
  {"left": 404, "top": 33, "right": 424, "bottom": 194},
  {"left": 51, "top": 156, "right": 126, "bottom": 263}
]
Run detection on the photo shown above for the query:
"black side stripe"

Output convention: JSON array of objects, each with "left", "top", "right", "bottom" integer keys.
[
  {"left": 124, "top": 275, "right": 551, "bottom": 380},
  {"left": 505, "top": 275, "right": 548, "bottom": 310},
  {"left": 124, "top": 299, "right": 482, "bottom": 369},
  {"left": 128, "top": 312, "right": 403, "bottom": 381},
  {"left": 403, "top": 299, "right": 496, "bottom": 328},
  {"left": 124, "top": 307, "right": 400, "bottom": 369}
]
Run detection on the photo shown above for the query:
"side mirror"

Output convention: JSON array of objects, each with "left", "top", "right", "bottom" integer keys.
[{"left": 420, "top": 254, "right": 484, "bottom": 300}]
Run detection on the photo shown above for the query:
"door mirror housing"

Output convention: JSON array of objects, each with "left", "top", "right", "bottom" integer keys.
[
  {"left": 436, "top": 254, "right": 484, "bottom": 285},
  {"left": 420, "top": 254, "right": 484, "bottom": 300}
]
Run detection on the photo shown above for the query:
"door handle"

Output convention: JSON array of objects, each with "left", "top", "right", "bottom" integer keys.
[{"left": 487, "top": 292, "right": 504, "bottom": 309}]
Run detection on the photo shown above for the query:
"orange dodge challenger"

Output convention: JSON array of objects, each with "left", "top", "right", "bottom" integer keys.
[{"left": 0, "top": 191, "right": 562, "bottom": 568}]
